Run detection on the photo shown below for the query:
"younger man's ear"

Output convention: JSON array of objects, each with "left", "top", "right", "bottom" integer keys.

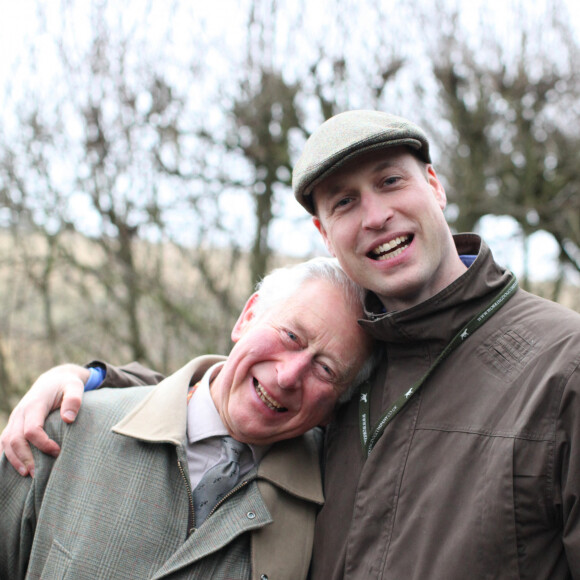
[
  {"left": 313, "top": 217, "right": 336, "bottom": 257},
  {"left": 427, "top": 165, "right": 447, "bottom": 210}
]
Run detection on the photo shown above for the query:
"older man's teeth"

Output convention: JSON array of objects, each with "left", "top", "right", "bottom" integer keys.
[
  {"left": 371, "top": 236, "right": 411, "bottom": 261},
  {"left": 253, "top": 378, "right": 287, "bottom": 412}
]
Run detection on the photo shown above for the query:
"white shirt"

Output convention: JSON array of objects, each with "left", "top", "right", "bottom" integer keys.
[{"left": 185, "top": 362, "right": 270, "bottom": 489}]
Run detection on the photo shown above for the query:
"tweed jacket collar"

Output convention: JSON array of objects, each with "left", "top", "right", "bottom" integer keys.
[{"left": 112, "top": 355, "right": 324, "bottom": 506}]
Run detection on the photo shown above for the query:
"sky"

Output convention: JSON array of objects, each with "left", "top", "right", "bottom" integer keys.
[{"left": 0, "top": 0, "right": 578, "bottom": 283}]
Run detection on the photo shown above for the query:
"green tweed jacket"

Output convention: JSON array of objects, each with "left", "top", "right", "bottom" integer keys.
[{"left": 0, "top": 355, "right": 324, "bottom": 579}]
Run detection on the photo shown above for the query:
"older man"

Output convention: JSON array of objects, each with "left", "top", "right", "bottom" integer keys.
[
  {"left": 4, "top": 111, "right": 580, "bottom": 579},
  {"left": 0, "top": 257, "right": 374, "bottom": 580}
]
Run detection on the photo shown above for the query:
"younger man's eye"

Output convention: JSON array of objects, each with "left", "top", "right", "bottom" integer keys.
[
  {"left": 335, "top": 197, "right": 353, "bottom": 209},
  {"left": 382, "top": 175, "right": 400, "bottom": 186}
]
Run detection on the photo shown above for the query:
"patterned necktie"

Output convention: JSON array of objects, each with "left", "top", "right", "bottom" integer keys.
[{"left": 193, "top": 436, "right": 247, "bottom": 526}]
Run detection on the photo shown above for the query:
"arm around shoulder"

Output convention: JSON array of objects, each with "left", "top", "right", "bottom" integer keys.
[
  {"left": 90, "top": 360, "right": 166, "bottom": 388},
  {"left": 0, "top": 364, "right": 88, "bottom": 477}
]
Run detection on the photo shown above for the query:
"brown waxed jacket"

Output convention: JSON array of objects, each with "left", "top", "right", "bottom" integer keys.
[{"left": 312, "top": 234, "right": 580, "bottom": 580}]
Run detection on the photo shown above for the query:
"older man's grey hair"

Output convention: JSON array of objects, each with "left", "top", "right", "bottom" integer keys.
[{"left": 253, "top": 257, "right": 379, "bottom": 402}]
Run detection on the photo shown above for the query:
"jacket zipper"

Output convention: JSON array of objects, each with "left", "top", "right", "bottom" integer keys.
[
  {"left": 207, "top": 480, "right": 250, "bottom": 520},
  {"left": 178, "top": 461, "right": 252, "bottom": 534},
  {"left": 177, "top": 459, "right": 195, "bottom": 536}
]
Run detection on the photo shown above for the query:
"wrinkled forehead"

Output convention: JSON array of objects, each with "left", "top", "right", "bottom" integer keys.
[
  {"left": 282, "top": 279, "right": 369, "bottom": 347},
  {"left": 264, "top": 278, "right": 362, "bottom": 334}
]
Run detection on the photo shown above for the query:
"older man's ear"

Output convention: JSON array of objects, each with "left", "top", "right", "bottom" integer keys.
[{"left": 231, "top": 292, "right": 260, "bottom": 342}]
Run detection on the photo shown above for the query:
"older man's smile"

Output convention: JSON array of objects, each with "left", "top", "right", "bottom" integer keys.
[{"left": 253, "top": 378, "right": 288, "bottom": 412}]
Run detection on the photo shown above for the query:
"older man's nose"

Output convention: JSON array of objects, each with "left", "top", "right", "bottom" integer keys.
[{"left": 277, "top": 352, "right": 311, "bottom": 389}]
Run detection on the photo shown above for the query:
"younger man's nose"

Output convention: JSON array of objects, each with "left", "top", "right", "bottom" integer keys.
[{"left": 361, "top": 191, "right": 392, "bottom": 230}]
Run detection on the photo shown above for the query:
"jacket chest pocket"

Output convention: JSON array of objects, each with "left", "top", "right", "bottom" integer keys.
[
  {"left": 511, "top": 437, "right": 559, "bottom": 579},
  {"left": 38, "top": 539, "right": 73, "bottom": 579},
  {"left": 391, "top": 432, "right": 526, "bottom": 579},
  {"left": 448, "top": 434, "right": 554, "bottom": 579},
  {"left": 475, "top": 436, "right": 521, "bottom": 578}
]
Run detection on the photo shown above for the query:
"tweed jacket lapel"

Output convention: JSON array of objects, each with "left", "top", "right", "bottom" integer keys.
[
  {"left": 151, "top": 478, "right": 272, "bottom": 578},
  {"left": 111, "top": 354, "right": 324, "bottom": 580},
  {"left": 112, "top": 355, "right": 226, "bottom": 443},
  {"left": 112, "top": 354, "right": 324, "bottom": 506}
]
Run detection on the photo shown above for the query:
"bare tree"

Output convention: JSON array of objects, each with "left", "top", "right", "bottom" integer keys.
[
  {"left": 1, "top": 0, "right": 578, "bottom": 420},
  {"left": 420, "top": 1, "right": 580, "bottom": 290}
]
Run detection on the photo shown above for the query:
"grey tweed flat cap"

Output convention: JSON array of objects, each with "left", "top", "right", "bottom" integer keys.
[{"left": 292, "top": 110, "right": 431, "bottom": 214}]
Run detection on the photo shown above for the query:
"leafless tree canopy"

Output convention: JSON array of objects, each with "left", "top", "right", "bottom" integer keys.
[{"left": 1, "top": 0, "right": 579, "bottom": 417}]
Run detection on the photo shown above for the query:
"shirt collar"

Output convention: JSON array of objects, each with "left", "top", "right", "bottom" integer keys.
[
  {"left": 187, "top": 361, "right": 271, "bottom": 464},
  {"left": 187, "top": 361, "right": 229, "bottom": 443}
]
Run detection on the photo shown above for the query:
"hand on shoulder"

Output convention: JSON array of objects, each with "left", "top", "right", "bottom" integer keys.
[{"left": 0, "top": 364, "right": 89, "bottom": 477}]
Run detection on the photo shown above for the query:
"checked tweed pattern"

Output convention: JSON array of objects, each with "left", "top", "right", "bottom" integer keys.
[{"left": 193, "top": 436, "right": 247, "bottom": 526}]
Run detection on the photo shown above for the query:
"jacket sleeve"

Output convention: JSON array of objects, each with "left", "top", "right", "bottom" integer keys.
[
  {"left": 556, "top": 359, "right": 580, "bottom": 576},
  {"left": 0, "top": 421, "right": 60, "bottom": 579},
  {"left": 86, "top": 360, "right": 166, "bottom": 388}
]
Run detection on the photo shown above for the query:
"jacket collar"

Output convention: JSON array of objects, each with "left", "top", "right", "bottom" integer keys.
[
  {"left": 112, "top": 355, "right": 224, "bottom": 445},
  {"left": 359, "top": 234, "right": 513, "bottom": 345},
  {"left": 112, "top": 355, "right": 324, "bottom": 505},
  {"left": 258, "top": 428, "right": 324, "bottom": 505}
]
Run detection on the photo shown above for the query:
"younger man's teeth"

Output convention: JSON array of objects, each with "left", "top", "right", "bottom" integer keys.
[
  {"left": 372, "top": 236, "right": 410, "bottom": 259},
  {"left": 373, "top": 236, "right": 407, "bottom": 254}
]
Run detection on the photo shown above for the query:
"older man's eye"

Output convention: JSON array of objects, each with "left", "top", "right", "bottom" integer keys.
[
  {"left": 283, "top": 330, "right": 302, "bottom": 346},
  {"left": 316, "top": 361, "right": 335, "bottom": 381}
]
